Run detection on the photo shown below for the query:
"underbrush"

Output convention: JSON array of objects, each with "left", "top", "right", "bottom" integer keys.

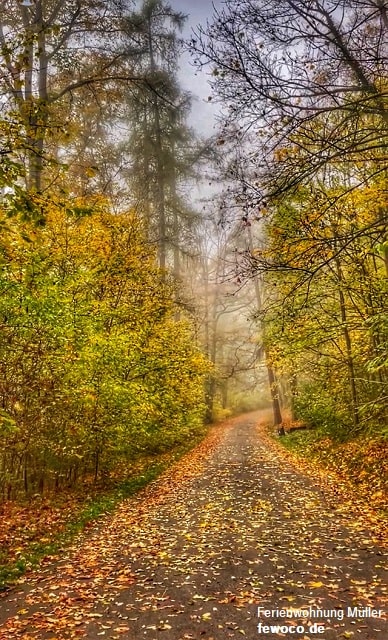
[{"left": 280, "top": 428, "right": 387, "bottom": 515}]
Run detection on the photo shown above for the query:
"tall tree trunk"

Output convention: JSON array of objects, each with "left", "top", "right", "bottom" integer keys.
[
  {"left": 202, "top": 255, "right": 214, "bottom": 421},
  {"left": 266, "top": 353, "right": 284, "bottom": 432},
  {"left": 247, "top": 228, "right": 283, "bottom": 430},
  {"left": 155, "top": 110, "right": 167, "bottom": 270},
  {"left": 148, "top": 18, "right": 167, "bottom": 270},
  {"left": 290, "top": 372, "right": 298, "bottom": 421},
  {"left": 172, "top": 180, "right": 180, "bottom": 280},
  {"left": 221, "top": 378, "right": 228, "bottom": 410},
  {"left": 334, "top": 257, "right": 360, "bottom": 428},
  {"left": 23, "top": 0, "right": 48, "bottom": 192}
]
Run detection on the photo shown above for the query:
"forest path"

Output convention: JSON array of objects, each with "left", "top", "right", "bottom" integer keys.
[{"left": 0, "top": 411, "right": 386, "bottom": 640}]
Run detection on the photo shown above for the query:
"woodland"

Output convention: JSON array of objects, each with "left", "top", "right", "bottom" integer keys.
[{"left": 0, "top": 0, "right": 387, "bottom": 589}]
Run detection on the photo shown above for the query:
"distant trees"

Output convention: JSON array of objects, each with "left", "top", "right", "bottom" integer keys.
[
  {"left": 192, "top": 0, "right": 388, "bottom": 435},
  {"left": 0, "top": 0, "right": 203, "bottom": 273},
  {"left": 191, "top": 218, "right": 268, "bottom": 422},
  {"left": 123, "top": 0, "right": 201, "bottom": 272}
]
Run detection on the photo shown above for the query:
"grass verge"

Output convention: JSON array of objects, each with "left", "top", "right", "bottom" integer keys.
[{"left": 0, "top": 436, "right": 205, "bottom": 591}]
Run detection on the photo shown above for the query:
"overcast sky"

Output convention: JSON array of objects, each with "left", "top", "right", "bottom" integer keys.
[{"left": 170, "top": 0, "right": 223, "bottom": 137}]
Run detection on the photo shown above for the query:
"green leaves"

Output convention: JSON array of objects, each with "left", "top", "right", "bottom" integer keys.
[{"left": 0, "top": 203, "right": 209, "bottom": 498}]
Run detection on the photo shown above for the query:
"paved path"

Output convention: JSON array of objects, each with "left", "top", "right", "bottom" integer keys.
[{"left": 0, "top": 411, "right": 387, "bottom": 639}]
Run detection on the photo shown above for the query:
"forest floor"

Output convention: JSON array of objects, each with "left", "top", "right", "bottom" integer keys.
[{"left": 0, "top": 410, "right": 387, "bottom": 640}]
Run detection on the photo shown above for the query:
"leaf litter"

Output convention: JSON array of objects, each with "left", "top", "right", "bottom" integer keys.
[{"left": 0, "top": 411, "right": 386, "bottom": 640}]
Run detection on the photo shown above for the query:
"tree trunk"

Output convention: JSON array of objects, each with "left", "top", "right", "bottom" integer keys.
[
  {"left": 148, "top": 18, "right": 167, "bottom": 271},
  {"left": 247, "top": 227, "right": 283, "bottom": 430},
  {"left": 290, "top": 372, "right": 298, "bottom": 421},
  {"left": 335, "top": 257, "right": 359, "bottom": 429},
  {"left": 266, "top": 350, "right": 284, "bottom": 433}
]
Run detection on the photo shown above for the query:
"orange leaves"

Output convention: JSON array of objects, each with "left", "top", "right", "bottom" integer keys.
[
  {"left": 0, "top": 198, "right": 211, "bottom": 511},
  {"left": 0, "top": 411, "right": 387, "bottom": 640},
  {"left": 115, "top": 570, "right": 136, "bottom": 587},
  {"left": 113, "top": 625, "right": 131, "bottom": 633},
  {"left": 267, "top": 420, "right": 388, "bottom": 545}
]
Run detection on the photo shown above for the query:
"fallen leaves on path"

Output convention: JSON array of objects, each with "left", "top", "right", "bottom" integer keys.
[{"left": 0, "top": 411, "right": 386, "bottom": 640}]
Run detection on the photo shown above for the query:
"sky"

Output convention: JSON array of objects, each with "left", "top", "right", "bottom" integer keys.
[{"left": 170, "top": 0, "right": 223, "bottom": 137}]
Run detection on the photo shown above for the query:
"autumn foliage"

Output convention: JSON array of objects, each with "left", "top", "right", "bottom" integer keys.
[
  {"left": 195, "top": 0, "right": 388, "bottom": 439},
  {"left": 0, "top": 202, "right": 209, "bottom": 500}
]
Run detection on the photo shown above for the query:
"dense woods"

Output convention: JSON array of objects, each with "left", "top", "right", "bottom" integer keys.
[
  {"left": 0, "top": 205, "right": 209, "bottom": 498},
  {"left": 194, "top": 0, "right": 388, "bottom": 438},
  {"left": 0, "top": 0, "right": 214, "bottom": 500},
  {"left": 0, "top": 1, "right": 387, "bottom": 612}
]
